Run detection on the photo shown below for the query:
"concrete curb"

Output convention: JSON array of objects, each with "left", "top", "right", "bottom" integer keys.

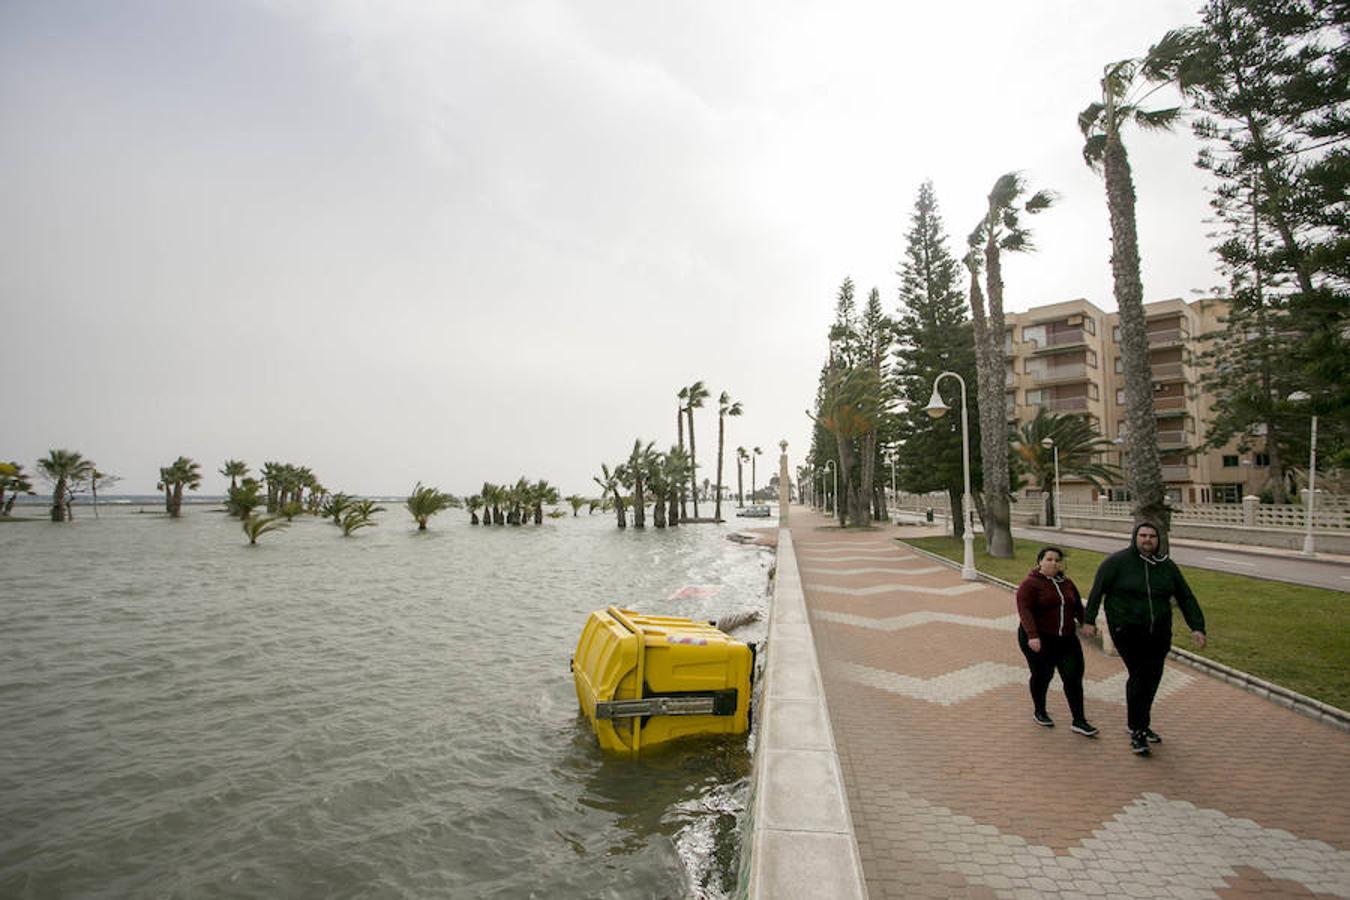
[
  {"left": 900, "top": 540, "right": 1350, "bottom": 733},
  {"left": 741, "top": 528, "right": 868, "bottom": 900}
]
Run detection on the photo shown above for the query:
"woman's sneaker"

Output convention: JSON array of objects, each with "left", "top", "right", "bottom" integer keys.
[
  {"left": 1033, "top": 711, "right": 1054, "bottom": 727},
  {"left": 1124, "top": 727, "right": 1163, "bottom": 743},
  {"left": 1130, "top": 731, "right": 1151, "bottom": 755},
  {"left": 1071, "top": 720, "right": 1099, "bottom": 737}
]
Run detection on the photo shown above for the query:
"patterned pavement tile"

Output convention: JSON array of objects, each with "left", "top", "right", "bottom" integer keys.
[{"left": 785, "top": 507, "right": 1350, "bottom": 900}]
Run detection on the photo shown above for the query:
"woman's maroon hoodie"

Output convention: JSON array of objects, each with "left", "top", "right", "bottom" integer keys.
[{"left": 1015, "top": 568, "right": 1085, "bottom": 639}]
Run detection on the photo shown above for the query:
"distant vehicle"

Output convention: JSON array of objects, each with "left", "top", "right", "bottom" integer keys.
[{"left": 737, "top": 504, "right": 771, "bottom": 518}]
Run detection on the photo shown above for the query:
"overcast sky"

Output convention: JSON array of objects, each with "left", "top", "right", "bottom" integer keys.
[{"left": 2, "top": 0, "right": 1219, "bottom": 498}]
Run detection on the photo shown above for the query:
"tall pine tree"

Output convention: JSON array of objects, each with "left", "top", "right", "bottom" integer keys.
[
  {"left": 892, "top": 181, "right": 983, "bottom": 536},
  {"left": 1180, "top": 0, "right": 1348, "bottom": 494}
]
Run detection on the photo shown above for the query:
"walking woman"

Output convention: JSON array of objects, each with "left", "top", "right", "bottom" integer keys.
[{"left": 1015, "top": 546, "right": 1098, "bottom": 737}]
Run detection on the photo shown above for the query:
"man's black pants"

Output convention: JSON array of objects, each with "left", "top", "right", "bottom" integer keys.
[
  {"left": 1016, "top": 627, "right": 1086, "bottom": 721},
  {"left": 1109, "top": 623, "right": 1172, "bottom": 732}
]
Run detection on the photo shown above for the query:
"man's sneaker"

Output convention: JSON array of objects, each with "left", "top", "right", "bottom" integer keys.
[
  {"left": 1125, "top": 727, "right": 1163, "bottom": 743},
  {"left": 1130, "top": 731, "right": 1151, "bottom": 755},
  {"left": 1071, "top": 720, "right": 1099, "bottom": 737},
  {"left": 1033, "top": 711, "right": 1054, "bottom": 727}
]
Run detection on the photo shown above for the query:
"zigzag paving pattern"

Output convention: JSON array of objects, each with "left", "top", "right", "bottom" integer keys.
[{"left": 786, "top": 507, "right": 1350, "bottom": 898}]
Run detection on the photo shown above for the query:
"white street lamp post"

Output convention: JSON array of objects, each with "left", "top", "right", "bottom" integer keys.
[
  {"left": 1289, "top": 391, "right": 1317, "bottom": 557},
  {"left": 823, "top": 459, "right": 838, "bottom": 519},
  {"left": 1041, "top": 436, "right": 1061, "bottom": 531},
  {"left": 925, "top": 372, "right": 977, "bottom": 580}
]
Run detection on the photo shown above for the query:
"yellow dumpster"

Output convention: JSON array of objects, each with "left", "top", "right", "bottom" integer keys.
[{"left": 572, "top": 606, "right": 753, "bottom": 757}]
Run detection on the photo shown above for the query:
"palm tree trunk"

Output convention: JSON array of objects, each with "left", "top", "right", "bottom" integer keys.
[
  {"left": 668, "top": 490, "right": 678, "bottom": 526},
  {"left": 614, "top": 491, "right": 627, "bottom": 528},
  {"left": 1104, "top": 131, "right": 1169, "bottom": 533},
  {"left": 171, "top": 483, "right": 184, "bottom": 518},
  {"left": 834, "top": 436, "right": 855, "bottom": 527},
  {"left": 634, "top": 476, "right": 646, "bottom": 529},
  {"left": 687, "top": 409, "right": 699, "bottom": 518},
  {"left": 969, "top": 258, "right": 1012, "bottom": 557},
  {"left": 736, "top": 462, "right": 743, "bottom": 508},
  {"left": 948, "top": 485, "right": 965, "bottom": 539},
  {"left": 715, "top": 415, "right": 725, "bottom": 522},
  {"left": 51, "top": 478, "right": 67, "bottom": 522},
  {"left": 858, "top": 432, "right": 876, "bottom": 527}
]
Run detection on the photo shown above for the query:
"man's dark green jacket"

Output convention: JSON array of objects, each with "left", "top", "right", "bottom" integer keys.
[{"left": 1085, "top": 524, "right": 1206, "bottom": 633}]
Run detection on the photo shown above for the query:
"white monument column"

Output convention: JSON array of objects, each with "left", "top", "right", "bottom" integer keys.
[{"left": 777, "top": 440, "right": 790, "bottom": 525}]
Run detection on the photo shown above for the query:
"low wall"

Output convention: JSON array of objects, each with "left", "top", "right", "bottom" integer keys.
[{"left": 1059, "top": 515, "right": 1350, "bottom": 555}]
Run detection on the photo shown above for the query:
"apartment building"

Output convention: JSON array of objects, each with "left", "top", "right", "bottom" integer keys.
[{"left": 1004, "top": 296, "right": 1266, "bottom": 505}]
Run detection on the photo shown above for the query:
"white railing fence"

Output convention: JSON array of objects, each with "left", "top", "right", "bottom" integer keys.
[{"left": 1057, "top": 499, "right": 1349, "bottom": 532}]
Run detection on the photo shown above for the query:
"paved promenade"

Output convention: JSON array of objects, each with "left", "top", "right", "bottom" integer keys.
[{"left": 785, "top": 506, "right": 1350, "bottom": 899}]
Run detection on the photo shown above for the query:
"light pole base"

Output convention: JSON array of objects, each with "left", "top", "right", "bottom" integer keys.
[
  {"left": 961, "top": 535, "right": 977, "bottom": 581},
  {"left": 1301, "top": 534, "right": 1316, "bottom": 557}
]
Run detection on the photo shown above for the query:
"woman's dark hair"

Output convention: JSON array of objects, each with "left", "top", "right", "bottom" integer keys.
[{"left": 1036, "top": 546, "right": 1065, "bottom": 563}]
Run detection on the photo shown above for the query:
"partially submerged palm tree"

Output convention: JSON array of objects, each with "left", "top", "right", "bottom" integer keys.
[
  {"left": 1011, "top": 410, "right": 1121, "bottom": 526},
  {"left": 752, "top": 447, "right": 763, "bottom": 505},
  {"left": 340, "top": 499, "right": 384, "bottom": 536},
  {"left": 715, "top": 392, "right": 743, "bottom": 522},
  {"left": 38, "top": 449, "right": 93, "bottom": 522},
  {"left": 1079, "top": 32, "right": 1195, "bottom": 532},
  {"left": 159, "top": 456, "right": 202, "bottom": 518},
  {"left": 736, "top": 446, "right": 748, "bottom": 507},
  {"left": 405, "top": 482, "right": 459, "bottom": 531},
  {"left": 593, "top": 464, "right": 626, "bottom": 529},
  {"left": 243, "top": 514, "right": 289, "bottom": 546},
  {"left": 220, "top": 459, "right": 248, "bottom": 493},
  {"left": 0, "top": 462, "right": 36, "bottom": 516},
  {"left": 321, "top": 492, "right": 355, "bottom": 525},
  {"left": 465, "top": 494, "right": 484, "bottom": 525},
  {"left": 684, "top": 380, "right": 710, "bottom": 518},
  {"left": 565, "top": 494, "right": 585, "bottom": 517},
  {"left": 228, "top": 478, "right": 264, "bottom": 519}
]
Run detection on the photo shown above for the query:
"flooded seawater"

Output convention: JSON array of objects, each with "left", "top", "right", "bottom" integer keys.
[{"left": 0, "top": 506, "right": 773, "bottom": 898}]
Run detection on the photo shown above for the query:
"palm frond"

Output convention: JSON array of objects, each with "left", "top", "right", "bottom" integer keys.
[
  {"left": 1077, "top": 101, "right": 1106, "bottom": 138},
  {"left": 1133, "top": 106, "right": 1183, "bottom": 132}
]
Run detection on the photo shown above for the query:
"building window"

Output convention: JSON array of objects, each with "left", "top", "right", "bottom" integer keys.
[
  {"left": 1113, "top": 357, "right": 1123, "bottom": 374},
  {"left": 1116, "top": 389, "right": 1125, "bottom": 405},
  {"left": 1088, "top": 383, "right": 1100, "bottom": 401},
  {"left": 1110, "top": 488, "right": 1132, "bottom": 502},
  {"left": 1023, "top": 325, "right": 1046, "bottom": 348},
  {"left": 1112, "top": 325, "right": 1121, "bottom": 342},
  {"left": 1084, "top": 318, "right": 1097, "bottom": 335},
  {"left": 1026, "top": 389, "right": 1045, "bottom": 405},
  {"left": 1086, "top": 349, "right": 1098, "bottom": 367},
  {"left": 1213, "top": 484, "right": 1242, "bottom": 503},
  {"left": 1222, "top": 455, "right": 1240, "bottom": 468},
  {"left": 1254, "top": 453, "right": 1270, "bottom": 467}
]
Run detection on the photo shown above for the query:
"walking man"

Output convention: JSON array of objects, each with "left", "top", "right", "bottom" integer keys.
[{"left": 1082, "top": 522, "right": 1206, "bottom": 756}]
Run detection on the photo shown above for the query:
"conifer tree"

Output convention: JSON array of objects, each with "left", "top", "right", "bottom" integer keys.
[
  {"left": 1175, "top": 0, "right": 1348, "bottom": 494},
  {"left": 892, "top": 181, "right": 982, "bottom": 536}
]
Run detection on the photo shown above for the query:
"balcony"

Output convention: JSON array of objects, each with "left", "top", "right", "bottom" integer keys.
[
  {"left": 1150, "top": 361, "right": 1186, "bottom": 382},
  {"left": 1153, "top": 395, "right": 1188, "bottom": 411},
  {"left": 1044, "top": 396, "right": 1090, "bottom": 412},
  {"left": 1146, "top": 328, "right": 1188, "bottom": 348},
  {"left": 1030, "top": 329, "right": 1087, "bottom": 353},
  {"left": 1157, "top": 430, "right": 1189, "bottom": 448},
  {"left": 1027, "top": 363, "right": 1091, "bottom": 384},
  {"left": 1161, "top": 464, "right": 1192, "bottom": 481}
]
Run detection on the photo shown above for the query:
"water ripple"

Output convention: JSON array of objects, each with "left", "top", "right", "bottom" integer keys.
[{"left": 0, "top": 509, "right": 771, "bottom": 897}]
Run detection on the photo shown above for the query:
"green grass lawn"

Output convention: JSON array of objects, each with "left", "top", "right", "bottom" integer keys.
[{"left": 904, "top": 535, "right": 1350, "bottom": 712}]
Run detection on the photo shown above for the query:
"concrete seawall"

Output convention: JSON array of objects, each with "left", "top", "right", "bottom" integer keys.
[{"left": 741, "top": 528, "right": 868, "bottom": 899}]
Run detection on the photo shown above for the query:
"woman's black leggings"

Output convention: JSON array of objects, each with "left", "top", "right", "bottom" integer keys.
[{"left": 1017, "top": 627, "right": 1086, "bottom": 721}]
